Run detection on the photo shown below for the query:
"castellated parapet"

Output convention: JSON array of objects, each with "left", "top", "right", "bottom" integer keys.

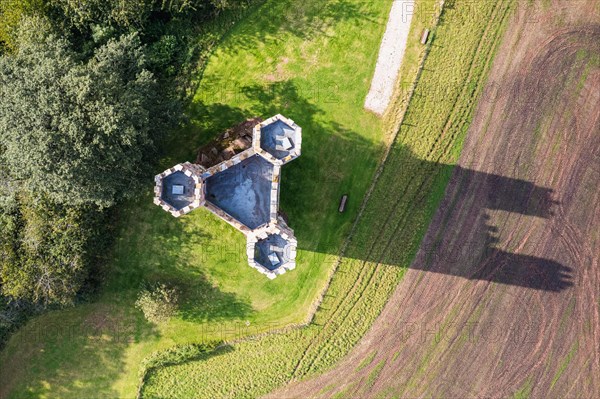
[{"left": 154, "top": 115, "right": 302, "bottom": 278}]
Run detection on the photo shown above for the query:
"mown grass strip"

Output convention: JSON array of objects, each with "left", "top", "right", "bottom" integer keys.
[
  {"left": 365, "top": 360, "right": 387, "bottom": 390},
  {"left": 355, "top": 350, "right": 377, "bottom": 372},
  {"left": 549, "top": 340, "right": 579, "bottom": 391}
]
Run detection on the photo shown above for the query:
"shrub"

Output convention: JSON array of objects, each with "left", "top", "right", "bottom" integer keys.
[{"left": 135, "top": 283, "right": 179, "bottom": 324}]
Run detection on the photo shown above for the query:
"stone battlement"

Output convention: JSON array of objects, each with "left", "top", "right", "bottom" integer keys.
[{"left": 154, "top": 114, "right": 302, "bottom": 278}]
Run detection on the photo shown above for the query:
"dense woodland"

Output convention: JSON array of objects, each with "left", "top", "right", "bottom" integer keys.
[{"left": 0, "top": 0, "right": 246, "bottom": 346}]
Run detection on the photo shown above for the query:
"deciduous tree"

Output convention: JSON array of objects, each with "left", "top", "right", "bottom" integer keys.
[
  {"left": 0, "top": 198, "right": 90, "bottom": 306},
  {"left": 0, "top": 27, "right": 162, "bottom": 207}
]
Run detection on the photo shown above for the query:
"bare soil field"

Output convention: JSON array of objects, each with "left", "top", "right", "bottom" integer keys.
[{"left": 267, "top": 1, "right": 600, "bottom": 398}]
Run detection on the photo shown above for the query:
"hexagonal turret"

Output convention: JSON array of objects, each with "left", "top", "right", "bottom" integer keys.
[
  {"left": 246, "top": 219, "right": 297, "bottom": 279},
  {"left": 253, "top": 114, "right": 302, "bottom": 165},
  {"left": 154, "top": 162, "right": 205, "bottom": 217}
]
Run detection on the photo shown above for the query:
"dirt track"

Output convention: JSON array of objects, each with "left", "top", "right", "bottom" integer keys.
[{"left": 267, "top": 1, "right": 600, "bottom": 398}]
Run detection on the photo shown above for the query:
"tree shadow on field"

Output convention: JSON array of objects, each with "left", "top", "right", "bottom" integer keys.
[
  {"left": 2, "top": 302, "right": 160, "bottom": 399},
  {"left": 147, "top": 271, "right": 255, "bottom": 324},
  {"left": 181, "top": 79, "right": 571, "bottom": 293}
]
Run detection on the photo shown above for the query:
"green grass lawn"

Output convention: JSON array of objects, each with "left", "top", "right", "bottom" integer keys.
[{"left": 0, "top": 0, "right": 397, "bottom": 398}]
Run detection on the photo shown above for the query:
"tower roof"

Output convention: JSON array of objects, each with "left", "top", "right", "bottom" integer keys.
[
  {"left": 204, "top": 154, "right": 275, "bottom": 230},
  {"left": 246, "top": 219, "right": 298, "bottom": 279},
  {"left": 153, "top": 162, "right": 204, "bottom": 217},
  {"left": 253, "top": 114, "right": 302, "bottom": 165}
]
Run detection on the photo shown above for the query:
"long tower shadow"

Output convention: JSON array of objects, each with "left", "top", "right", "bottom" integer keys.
[
  {"left": 232, "top": 81, "right": 571, "bottom": 293},
  {"left": 297, "top": 147, "right": 570, "bottom": 292},
  {"left": 385, "top": 162, "right": 571, "bottom": 292},
  {"left": 418, "top": 211, "right": 572, "bottom": 292}
]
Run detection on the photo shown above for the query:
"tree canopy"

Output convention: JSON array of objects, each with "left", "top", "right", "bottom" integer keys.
[
  {"left": 0, "top": 0, "right": 45, "bottom": 52},
  {"left": 0, "top": 197, "right": 91, "bottom": 306},
  {"left": 0, "top": 28, "right": 161, "bottom": 207},
  {"left": 48, "top": 0, "right": 239, "bottom": 31}
]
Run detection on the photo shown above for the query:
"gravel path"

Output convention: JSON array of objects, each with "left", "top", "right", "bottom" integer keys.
[{"left": 364, "top": 0, "right": 415, "bottom": 115}]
